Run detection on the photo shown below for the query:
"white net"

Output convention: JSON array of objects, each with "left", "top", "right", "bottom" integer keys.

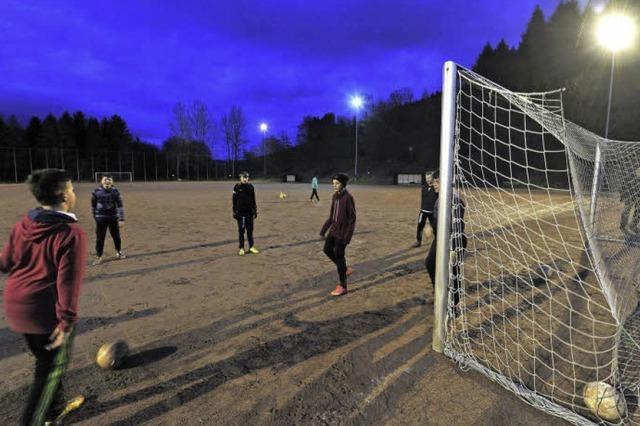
[{"left": 444, "top": 65, "right": 640, "bottom": 425}]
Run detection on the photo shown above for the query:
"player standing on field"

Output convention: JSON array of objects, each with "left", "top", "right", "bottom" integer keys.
[
  {"left": 1, "top": 169, "right": 87, "bottom": 425},
  {"left": 320, "top": 173, "right": 356, "bottom": 296},
  {"left": 233, "top": 171, "right": 260, "bottom": 256},
  {"left": 424, "top": 170, "right": 467, "bottom": 316},
  {"left": 91, "top": 175, "right": 125, "bottom": 265},
  {"left": 414, "top": 170, "right": 437, "bottom": 248},
  {"left": 310, "top": 176, "right": 320, "bottom": 202}
]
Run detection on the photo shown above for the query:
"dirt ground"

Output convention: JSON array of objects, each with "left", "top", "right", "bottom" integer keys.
[{"left": 0, "top": 181, "right": 569, "bottom": 425}]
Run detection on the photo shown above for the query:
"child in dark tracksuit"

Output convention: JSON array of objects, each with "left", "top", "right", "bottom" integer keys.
[
  {"left": 424, "top": 171, "right": 466, "bottom": 316},
  {"left": 1, "top": 169, "right": 87, "bottom": 425},
  {"left": 233, "top": 172, "right": 260, "bottom": 256},
  {"left": 415, "top": 171, "right": 437, "bottom": 247},
  {"left": 91, "top": 175, "right": 125, "bottom": 265},
  {"left": 320, "top": 173, "right": 356, "bottom": 296}
]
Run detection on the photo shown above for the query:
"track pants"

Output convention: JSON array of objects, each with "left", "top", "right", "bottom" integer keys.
[
  {"left": 323, "top": 235, "right": 348, "bottom": 286},
  {"left": 310, "top": 189, "right": 319, "bottom": 201},
  {"left": 425, "top": 236, "right": 467, "bottom": 307},
  {"left": 237, "top": 215, "right": 254, "bottom": 248},
  {"left": 95, "top": 219, "right": 121, "bottom": 257},
  {"left": 22, "top": 331, "right": 75, "bottom": 426},
  {"left": 416, "top": 210, "right": 429, "bottom": 243}
]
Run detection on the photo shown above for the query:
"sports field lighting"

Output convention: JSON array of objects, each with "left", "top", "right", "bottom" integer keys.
[
  {"left": 589, "top": 12, "right": 636, "bottom": 228},
  {"left": 596, "top": 12, "right": 635, "bottom": 141},
  {"left": 597, "top": 13, "right": 635, "bottom": 53},
  {"left": 259, "top": 122, "right": 268, "bottom": 177},
  {"left": 350, "top": 95, "right": 364, "bottom": 178},
  {"left": 350, "top": 95, "right": 363, "bottom": 110}
]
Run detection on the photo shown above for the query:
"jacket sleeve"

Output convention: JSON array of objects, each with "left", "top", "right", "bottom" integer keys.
[
  {"left": 91, "top": 191, "right": 97, "bottom": 218},
  {"left": 320, "top": 197, "right": 334, "bottom": 236},
  {"left": 116, "top": 190, "right": 125, "bottom": 221},
  {"left": 251, "top": 185, "right": 257, "bottom": 214},
  {"left": 345, "top": 195, "right": 357, "bottom": 244},
  {"left": 232, "top": 185, "right": 238, "bottom": 214},
  {"left": 55, "top": 227, "right": 88, "bottom": 332},
  {"left": 0, "top": 227, "right": 15, "bottom": 273}
]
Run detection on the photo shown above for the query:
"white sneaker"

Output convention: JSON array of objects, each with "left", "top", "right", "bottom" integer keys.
[
  {"left": 117, "top": 251, "right": 126, "bottom": 260},
  {"left": 92, "top": 256, "right": 103, "bottom": 266}
]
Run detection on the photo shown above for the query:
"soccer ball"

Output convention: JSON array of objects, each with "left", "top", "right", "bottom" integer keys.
[
  {"left": 279, "top": 192, "right": 287, "bottom": 199},
  {"left": 583, "top": 381, "right": 626, "bottom": 421},
  {"left": 96, "top": 340, "right": 129, "bottom": 370}
]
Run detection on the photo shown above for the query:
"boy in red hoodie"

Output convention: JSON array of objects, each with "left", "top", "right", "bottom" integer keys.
[
  {"left": 320, "top": 173, "right": 356, "bottom": 296},
  {"left": 0, "top": 169, "right": 87, "bottom": 425}
]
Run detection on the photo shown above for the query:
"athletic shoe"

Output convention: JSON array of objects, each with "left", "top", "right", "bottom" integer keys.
[
  {"left": 331, "top": 285, "right": 347, "bottom": 296},
  {"left": 117, "top": 251, "right": 126, "bottom": 260},
  {"left": 346, "top": 266, "right": 354, "bottom": 276},
  {"left": 412, "top": 241, "right": 422, "bottom": 248},
  {"left": 249, "top": 247, "right": 260, "bottom": 254},
  {"left": 239, "top": 248, "right": 246, "bottom": 256},
  {"left": 92, "top": 256, "right": 103, "bottom": 266}
]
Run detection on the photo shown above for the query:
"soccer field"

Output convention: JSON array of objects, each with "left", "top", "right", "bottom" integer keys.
[{"left": 0, "top": 181, "right": 568, "bottom": 425}]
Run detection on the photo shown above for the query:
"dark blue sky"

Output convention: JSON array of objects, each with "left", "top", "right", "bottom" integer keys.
[{"left": 1, "top": 0, "right": 593, "bottom": 156}]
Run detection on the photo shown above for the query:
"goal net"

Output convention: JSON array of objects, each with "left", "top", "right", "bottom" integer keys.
[
  {"left": 437, "top": 62, "right": 640, "bottom": 425},
  {"left": 94, "top": 171, "right": 133, "bottom": 183}
]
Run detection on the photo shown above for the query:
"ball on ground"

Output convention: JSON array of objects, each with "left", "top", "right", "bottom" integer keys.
[
  {"left": 96, "top": 340, "right": 129, "bottom": 370},
  {"left": 583, "top": 381, "right": 626, "bottom": 421},
  {"left": 279, "top": 192, "right": 287, "bottom": 199}
]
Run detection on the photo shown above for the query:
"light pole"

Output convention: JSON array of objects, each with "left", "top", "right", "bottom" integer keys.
[
  {"left": 350, "top": 95, "right": 364, "bottom": 178},
  {"left": 596, "top": 13, "right": 635, "bottom": 139},
  {"left": 589, "top": 12, "right": 636, "bottom": 229},
  {"left": 260, "top": 122, "right": 268, "bottom": 177}
]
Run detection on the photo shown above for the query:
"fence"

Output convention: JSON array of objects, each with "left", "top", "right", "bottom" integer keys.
[{"left": 0, "top": 147, "right": 231, "bottom": 183}]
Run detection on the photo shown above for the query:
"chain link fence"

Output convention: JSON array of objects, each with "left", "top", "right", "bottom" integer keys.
[{"left": 0, "top": 147, "right": 231, "bottom": 183}]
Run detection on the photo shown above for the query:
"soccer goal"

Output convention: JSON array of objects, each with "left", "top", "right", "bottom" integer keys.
[
  {"left": 434, "top": 61, "right": 640, "bottom": 425},
  {"left": 94, "top": 171, "right": 133, "bottom": 183}
]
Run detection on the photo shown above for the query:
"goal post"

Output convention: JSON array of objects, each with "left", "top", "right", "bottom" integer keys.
[
  {"left": 433, "top": 60, "right": 457, "bottom": 353},
  {"left": 434, "top": 61, "right": 640, "bottom": 425},
  {"left": 94, "top": 171, "right": 133, "bottom": 183}
]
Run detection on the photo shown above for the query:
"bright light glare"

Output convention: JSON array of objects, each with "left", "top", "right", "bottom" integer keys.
[
  {"left": 597, "top": 13, "right": 636, "bottom": 52},
  {"left": 350, "top": 95, "right": 364, "bottom": 110},
  {"left": 592, "top": 3, "right": 605, "bottom": 14},
  {"left": 259, "top": 122, "right": 268, "bottom": 132}
]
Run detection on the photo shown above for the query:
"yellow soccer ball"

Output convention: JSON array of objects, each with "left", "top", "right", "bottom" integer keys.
[
  {"left": 583, "top": 381, "right": 626, "bottom": 421},
  {"left": 96, "top": 340, "right": 129, "bottom": 370}
]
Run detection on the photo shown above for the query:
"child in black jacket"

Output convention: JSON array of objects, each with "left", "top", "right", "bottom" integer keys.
[
  {"left": 233, "top": 172, "right": 260, "bottom": 256},
  {"left": 91, "top": 175, "right": 125, "bottom": 265}
]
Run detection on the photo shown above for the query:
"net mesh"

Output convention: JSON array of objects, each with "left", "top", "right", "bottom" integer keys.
[{"left": 444, "top": 65, "right": 640, "bottom": 425}]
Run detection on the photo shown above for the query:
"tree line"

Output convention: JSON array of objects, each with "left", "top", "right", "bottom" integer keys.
[
  {"left": 1, "top": 1, "right": 638, "bottom": 183},
  {"left": 249, "top": 0, "right": 639, "bottom": 182}
]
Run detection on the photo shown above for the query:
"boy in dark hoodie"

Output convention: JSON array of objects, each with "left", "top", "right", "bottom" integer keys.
[
  {"left": 91, "top": 175, "right": 125, "bottom": 265},
  {"left": 233, "top": 171, "right": 260, "bottom": 256},
  {"left": 414, "top": 170, "right": 437, "bottom": 248},
  {"left": 320, "top": 173, "right": 356, "bottom": 296},
  {"left": 0, "top": 169, "right": 87, "bottom": 425},
  {"left": 424, "top": 170, "right": 466, "bottom": 316}
]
